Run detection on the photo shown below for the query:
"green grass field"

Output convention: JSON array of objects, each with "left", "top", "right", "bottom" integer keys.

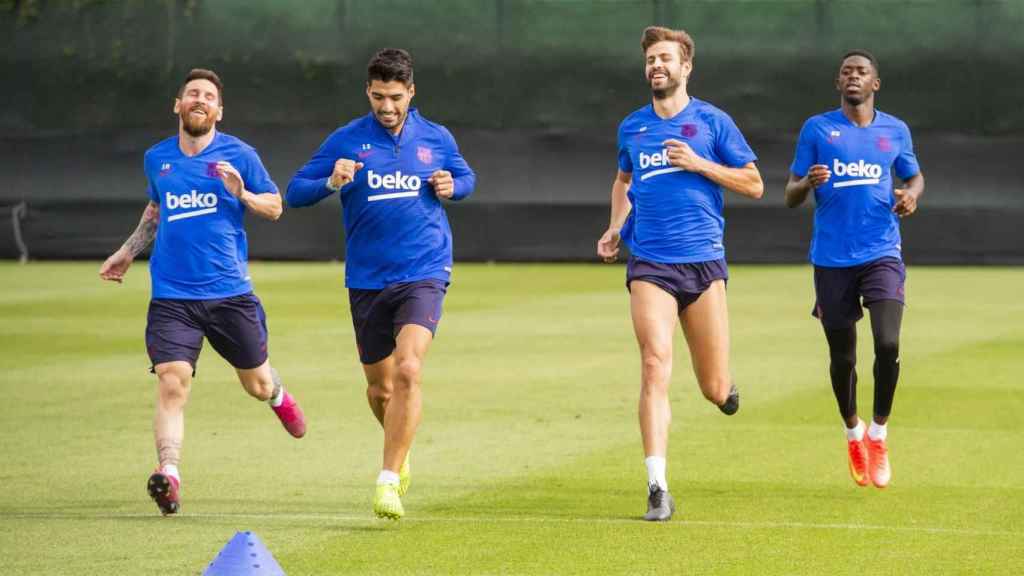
[{"left": 1, "top": 262, "right": 1022, "bottom": 575}]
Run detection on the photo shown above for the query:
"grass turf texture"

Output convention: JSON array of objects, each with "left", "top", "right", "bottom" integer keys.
[{"left": 1, "top": 262, "right": 1022, "bottom": 575}]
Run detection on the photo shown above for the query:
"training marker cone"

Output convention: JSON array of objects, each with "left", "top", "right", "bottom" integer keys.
[{"left": 203, "top": 531, "right": 285, "bottom": 575}]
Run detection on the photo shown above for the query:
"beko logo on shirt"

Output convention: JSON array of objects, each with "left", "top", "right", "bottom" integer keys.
[
  {"left": 366, "top": 170, "right": 422, "bottom": 202},
  {"left": 166, "top": 190, "right": 218, "bottom": 209},
  {"left": 831, "top": 158, "right": 883, "bottom": 189},
  {"left": 638, "top": 149, "right": 669, "bottom": 170},
  {"left": 637, "top": 149, "right": 685, "bottom": 182},
  {"left": 832, "top": 158, "right": 882, "bottom": 179},
  {"left": 165, "top": 190, "right": 219, "bottom": 221},
  {"left": 367, "top": 170, "right": 421, "bottom": 191}
]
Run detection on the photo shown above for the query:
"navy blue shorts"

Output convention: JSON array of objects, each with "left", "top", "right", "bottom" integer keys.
[
  {"left": 348, "top": 279, "right": 447, "bottom": 365},
  {"left": 813, "top": 257, "right": 906, "bottom": 329},
  {"left": 625, "top": 256, "right": 729, "bottom": 312},
  {"left": 145, "top": 293, "right": 269, "bottom": 371}
]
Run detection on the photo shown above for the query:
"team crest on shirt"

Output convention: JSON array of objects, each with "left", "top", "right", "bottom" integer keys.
[
  {"left": 417, "top": 146, "right": 433, "bottom": 164},
  {"left": 827, "top": 130, "right": 841, "bottom": 143},
  {"left": 680, "top": 123, "right": 698, "bottom": 138},
  {"left": 876, "top": 136, "right": 893, "bottom": 152},
  {"left": 358, "top": 143, "right": 373, "bottom": 159},
  {"left": 159, "top": 163, "right": 172, "bottom": 177}
]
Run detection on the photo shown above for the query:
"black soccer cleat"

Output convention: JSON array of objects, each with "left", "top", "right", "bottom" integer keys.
[
  {"left": 718, "top": 384, "right": 740, "bottom": 416},
  {"left": 643, "top": 484, "right": 676, "bottom": 522}
]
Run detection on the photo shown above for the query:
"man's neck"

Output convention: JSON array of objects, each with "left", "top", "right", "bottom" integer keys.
[
  {"left": 178, "top": 127, "right": 216, "bottom": 157},
  {"left": 841, "top": 99, "right": 875, "bottom": 127},
  {"left": 652, "top": 87, "right": 691, "bottom": 120}
]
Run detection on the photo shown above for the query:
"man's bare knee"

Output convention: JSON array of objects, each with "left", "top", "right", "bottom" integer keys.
[
  {"left": 394, "top": 356, "right": 422, "bottom": 390},
  {"left": 367, "top": 381, "right": 392, "bottom": 403},
  {"left": 156, "top": 369, "right": 190, "bottom": 407},
  {"left": 640, "top": 351, "right": 671, "bottom": 394},
  {"left": 244, "top": 374, "right": 274, "bottom": 401}
]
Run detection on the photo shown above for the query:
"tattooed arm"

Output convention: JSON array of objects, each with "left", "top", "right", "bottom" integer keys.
[{"left": 99, "top": 201, "right": 159, "bottom": 283}]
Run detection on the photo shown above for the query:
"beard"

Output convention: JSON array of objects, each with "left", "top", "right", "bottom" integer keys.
[
  {"left": 649, "top": 72, "right": 680, "bottom": 100},
  {"left": 180, "top": 104, "right": 216, "bottom": 137}
]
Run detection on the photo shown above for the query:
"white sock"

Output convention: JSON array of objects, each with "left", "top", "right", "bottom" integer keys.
[
  {"left": 161, "top": 464, "right": 180, "bottom": 483},
  {"left": 269, "top": 385, "right": 285, "bottom": 407},
  {"left": 377, "top": 470, "right": 400, "bottom": 486},
  {"left": 868, "top": 421, "right": 888, "bottom": 441},
  {"left": 644, "top": 456, "right": 668, "bottom": 491},
  {"left": 845, "top": 420, "right": 865, "bottom": 441}
]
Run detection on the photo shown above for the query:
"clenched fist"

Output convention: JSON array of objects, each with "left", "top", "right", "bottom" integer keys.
[
  {"left": 428, "top": 170, "right": 455, "bottom": 199},
  {"left": 329, "top": 158, "right": 364, "bottom": 190}
]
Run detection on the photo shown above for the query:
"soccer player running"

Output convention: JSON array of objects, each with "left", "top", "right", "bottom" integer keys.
[
  {"left": 286, "top": 49, "right": 475, "bottom": 520},
  {"left": 784, "top": 50, "right": 924, "bottom": 489},
  {"left": 597, "top": 27, "right": 763, "bottom": 521},
  {"left": 99, "top": 69, "right": 307, "bottom": 516}
]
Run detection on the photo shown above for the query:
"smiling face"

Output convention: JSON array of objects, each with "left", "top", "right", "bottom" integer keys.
[
  {"left": 366, "top": 79, "right": 415, "bottom": 133},
  {"left": 644, "top": 40, "right": 691, "bottom": 100},
  {"left": 836, "top": 54, "right": 880, "bottom": 106},
  {"left": 174, "top": 78, "right": 222, "bottom": 137}
]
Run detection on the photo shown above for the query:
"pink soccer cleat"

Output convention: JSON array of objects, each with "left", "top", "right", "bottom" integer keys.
[
  {"left": 147, "top": 470, "right": 181, "bottom": 516},
  {"left": 271, "top": 391, "right": 307, "bottom": 438}
]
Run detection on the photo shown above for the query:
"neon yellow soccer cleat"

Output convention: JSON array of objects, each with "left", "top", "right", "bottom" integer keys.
[{"left": 374, "top": 483, "right": 404, "bottom": 520}]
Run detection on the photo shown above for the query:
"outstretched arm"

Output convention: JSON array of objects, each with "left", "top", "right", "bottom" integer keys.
[
  {"left": 99, "top": 201, "right": 159, "bottom": 283},
  {"left": 596, "top": 170, "right": 632, "bottom": 263}
]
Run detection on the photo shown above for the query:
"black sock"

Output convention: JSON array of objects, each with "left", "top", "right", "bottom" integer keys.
[
  {"left": 868, "top": 300, "right": 903, "bottom": 420},
  {"left": 824, "top": 325, "right": 858, "bottom": 423}
]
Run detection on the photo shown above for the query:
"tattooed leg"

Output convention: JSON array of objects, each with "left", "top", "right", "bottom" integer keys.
[
  {"left": 156, "top": 437, "right": 183, "bottom": 469},
  {"left": 153, "top": 362, "right": 192, "bottom": 471}
]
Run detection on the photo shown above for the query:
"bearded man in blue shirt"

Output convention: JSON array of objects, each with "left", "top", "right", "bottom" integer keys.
[
  {"left": 100, "top": 68, "right": 307, "bottom": 516},
  {"left": 287, "top": 48, "right": 476, "bottom": 520},
  {"left": 597, "top": 27, "right": 764, "bottom": 522}
]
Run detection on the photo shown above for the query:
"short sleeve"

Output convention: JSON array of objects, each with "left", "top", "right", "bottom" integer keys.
[
  {"left": 241, "top": 147, "right": 279, "bottom": 194},
  {"left": 893, "top": 123, "right": 920, "bottom": 181},
  {"left": 789, "top": 119, "right": 817, "bottom": 178},
  {"left": 617, "top": 122, "right": 634, "bottom": 173},
  {"left": 144, "top": 154, "right": 159, "bottom": 203},
  {"left": 713, "top": 112, "right": 757, "bottom": 168}
]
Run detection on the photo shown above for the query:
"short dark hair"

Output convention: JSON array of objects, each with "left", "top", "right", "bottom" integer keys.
[
  {"left": 367, "top": 48, "right": 414, "bottom": 85},
  {"left": 178, "top": 68, "right": 223, "bottom": 102},
  {"left": 841, "top": 49, "right": 879, "bottom": 76},
  {"left": 642, "top": 26, "right": 695, "bottom": 62}
]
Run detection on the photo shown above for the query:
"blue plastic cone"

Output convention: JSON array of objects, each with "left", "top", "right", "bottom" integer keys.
[{"left": 203, "top": 531, "right": 285, "bottom": 576}]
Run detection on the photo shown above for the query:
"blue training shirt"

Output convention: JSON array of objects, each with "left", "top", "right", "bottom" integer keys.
[
  {"left": 617, "top": 98, "right": 757, "bottom": 264},
  {"left": 144, "top": 131, "right": 278, "bottom": 300},
  {"left": 790, "top": 108, "right": 920, "bottom": 267},
  {"left": 286, "top": 108, "right": 476, "bottom": 289}
]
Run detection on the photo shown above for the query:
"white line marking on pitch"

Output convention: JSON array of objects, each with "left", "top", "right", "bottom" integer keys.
[{"left": 4, "top": 512, "right": 1018, "bottom": 537}]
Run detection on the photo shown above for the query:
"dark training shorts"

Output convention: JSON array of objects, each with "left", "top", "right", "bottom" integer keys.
[
  {"left": 348, "top": 279, "right": 448, "bottom": 365},
  {"left": 145, "top": 292, "right": 269, "bottom": 371},
  {"left": 625, "top": 256, "right": 729, "bottom": 312},
  {"left": 813, "top": 257, "right": 906, "bottom": 330}
]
